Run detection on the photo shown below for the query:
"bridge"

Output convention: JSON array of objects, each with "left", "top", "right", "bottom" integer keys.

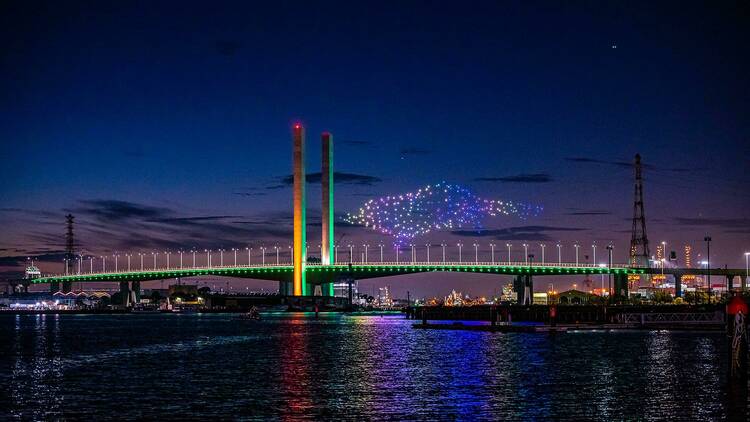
[{"left": 19, "top": 124, "right": 747, "bottom": 303}]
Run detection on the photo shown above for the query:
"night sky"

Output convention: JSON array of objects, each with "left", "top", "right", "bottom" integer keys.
[{"left": 1, "top": 1, "right": 748, "bottom": 298}]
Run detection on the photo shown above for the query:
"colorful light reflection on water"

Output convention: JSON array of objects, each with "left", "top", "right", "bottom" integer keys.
[{"left": 0, "top": 313, "right": 744, "bottom": 420}]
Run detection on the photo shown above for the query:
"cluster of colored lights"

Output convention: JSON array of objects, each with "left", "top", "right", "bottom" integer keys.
[{"left": 344, "top": 182, "right": 541, "bottom": 241}]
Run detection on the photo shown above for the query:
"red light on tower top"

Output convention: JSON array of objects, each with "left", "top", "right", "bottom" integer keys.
[{"left": 294, "top": 123, "right": 302, "bottom": 130}]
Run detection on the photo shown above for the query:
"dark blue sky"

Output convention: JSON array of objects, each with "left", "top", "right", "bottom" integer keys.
[{"left": 1, "top": 1, "right": 748, "bottom": 296}]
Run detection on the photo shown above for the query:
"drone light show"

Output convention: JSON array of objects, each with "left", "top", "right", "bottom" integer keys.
[{"left": 344, "top": 182, "right": 542, "bottom": 241}]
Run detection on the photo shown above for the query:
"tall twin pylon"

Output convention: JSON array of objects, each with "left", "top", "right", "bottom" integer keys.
[{"left": 291, "top": 124, "right": 334, "bottom": 296}]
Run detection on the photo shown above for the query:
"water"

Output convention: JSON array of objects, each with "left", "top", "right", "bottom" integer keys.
[{"left": 0, "top": 313, "right": 744, "bottom": 420}]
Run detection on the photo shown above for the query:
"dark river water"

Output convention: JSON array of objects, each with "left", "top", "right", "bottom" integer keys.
[{"left": 0, "top": 313, "right": 746, "bottom": 420}]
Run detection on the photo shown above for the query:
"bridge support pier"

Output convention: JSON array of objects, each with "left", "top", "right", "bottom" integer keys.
[
  {"left": 119, "top": 281, "right": 130, "bottom": 306},
  {"left": 513, "top": 275, "right": 533, "bottom": 305},
  {"left": 614, "top": 273, "right": 629, "bottom": 300},
  {"left": 62, "top": 280, "right": 72, "bottom": 294},
  {"left": 131, "top": 280, "right": 141, "bottom": 304},
  {"left": 279, "top": 281, "right": 292, "bottom": 296},
  {"left": 674, "top": 274, "right": 682, "bottom": 298},
  {"left": 50, "top": 281, "right": 60, "bottom": 294}
]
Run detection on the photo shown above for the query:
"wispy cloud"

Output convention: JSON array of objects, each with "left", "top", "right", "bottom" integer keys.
[
  {"left": 565, "top": 156, "right": 695, "bottom": 172},
  {"left": 69, "top": 200, "right": 172, "bottom": 221},
  {"left": 276, "top": 172, "right": 382, "bottom": 187},
  {"left": 400, "top": 147, "right": 432, "bottom": 155},
  {"left": 233, "top": 192, "right": 268, "bottom": 197},
  {"left": 56, "top": 200, "right": 295, "bottom": 253},
  {"left": 474, "top": 173, "right": 552, "bottom": 183},
  {"left": 673, "top": 217, "right": 750, "bottom": 229},
  {"left": 565, "top": 210, "right": 612, "bottom": 216},
  {"left": 452, "top": 225, "right": 585, "bottom": 241},
  {"left": 0, "top": 251, "right": 66, "bottom": 267},
  {"left": 341, "top": 139, "right": 372, "bottom": 146}
]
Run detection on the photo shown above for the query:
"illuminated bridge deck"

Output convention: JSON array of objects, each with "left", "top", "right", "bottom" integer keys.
[{"left": 31, "top": 262, "right": 645, "bottom": 285}]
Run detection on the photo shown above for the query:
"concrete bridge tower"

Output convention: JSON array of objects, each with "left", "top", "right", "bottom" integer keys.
[
  {"left": 62, "top": 214, "right": 75, "bottom": 293},
  {"left": 292, "top": 124, "right": 307, "bottom": 296},
  {"left": 321, "top": 132, "right": 334, "bottom": 296}
]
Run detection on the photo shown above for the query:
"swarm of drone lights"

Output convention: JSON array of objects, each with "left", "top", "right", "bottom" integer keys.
[{"left": 344, "top": 182, "right": 541, "bottom": 242}]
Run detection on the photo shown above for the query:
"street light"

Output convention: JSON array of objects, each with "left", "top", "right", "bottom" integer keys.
[
  {"left": 260, "top": 247, "right": 266, "bottom": 266},
  {"left": 574, "top": 243, "right": 580, "bottom": 266},
  {"left": 506, "top": 243, "right": 512, "bottom": 263},
  {"left": 457, "top": 243, "right": 463, "bottom": 263},
  {"left": 606, "top": 244, "right": 614, "bottom": 296},
  {"left": 126, "top": 254, "right": 131, "bottom": 272},
  {"left": 379, "top": 243, "right": 384, "bottom": 262},
  {"left": 179, "top": 250, "right": 183, "bottom": 269},
  {"left": 395, "top": 244, "right": 400, "bottom": 264},
  {"left": 219, "top": 248, "right": 225, "bottom": 267},
  {"left": 246, "top": 247, "right": 252, "bottom": 266},
  {"left": 592, "top": 242, "right": 597, "bottom": 266},
  {"left": 274, "top": 246, "right": 280, "bottom": 265},
  {"left": 232, "top": 248, "right": 237, "bottom": 266},
  {"left": 364, "top": 244, "right": 369, "bottom": 263},
  {"left": 205, "top": 249, "right": 211, "bottom": 268},
  {"left": 90, "top": 256, "right": 94, "bottom": 273},
  {"left": 599, "top": 263, "right": 607, "bottom": 294},
  {"left": 490, "top": 243, "right": 495, "bottom": 263},
  {"left": 540, "top": 243, "right": 546, "bottom": 265},
  {"left": 441, "top": 243, "right": 447, "bottom": 263},
  {"left": 101, "top": 256, "right": 106, "bottom": 273},
  {"left": 426, "top": 243, "right": 431, "bottom": 263},
  {"left": 153, "top": 252, "right": 158, "bottom": 270},
  {"left": 704, "top": 236, "right": 712, "bottom": 302},
  {"left": 166, "top": 251, "right": 170, "bottom": 269},
  {"left": 556, "top": 242, "right": 562, "bottom": 265},
  {"left": 139, "top": 253, "right": 144, "bottom": 271},
  {"left": 523, "top": 243, "right": 528, "bottom": 265},
  {"left": 192, "top": 250, "right": 197, "bottom": 268},
  {"left": 410, "top": 244, "right": 416, "bottom": 263},
  {"left": 348, "top": 244, "right": 354, "bottom": 263},
  {"left": 744, "top": 252, "right": 750, "bottom": 292},
  {"left": 114, "top": 254, "right": 119, "bottom": 272}
]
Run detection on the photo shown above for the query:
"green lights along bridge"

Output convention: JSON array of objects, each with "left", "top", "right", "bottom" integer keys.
[
  {"left": 32, "top": 261, "right": 642, "bottom": 286},
  {"left": 31, "top": 261, "right": 643, "bottom": 305}
]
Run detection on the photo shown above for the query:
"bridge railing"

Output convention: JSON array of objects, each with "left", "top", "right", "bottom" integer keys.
[
  {"left": 42, "top": 262, "right": 295, "bottom": 279},
  {"left": 341, "top": 261, "right": 632, "bottom": 269}
]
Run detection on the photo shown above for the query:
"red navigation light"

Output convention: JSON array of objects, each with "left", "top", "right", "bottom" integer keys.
[
  {"left": 727, "top": 295, "right": 748, "bottom": 316},
  {"left": 294, "top": 123, "right": 301, "bottom": 130}
]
